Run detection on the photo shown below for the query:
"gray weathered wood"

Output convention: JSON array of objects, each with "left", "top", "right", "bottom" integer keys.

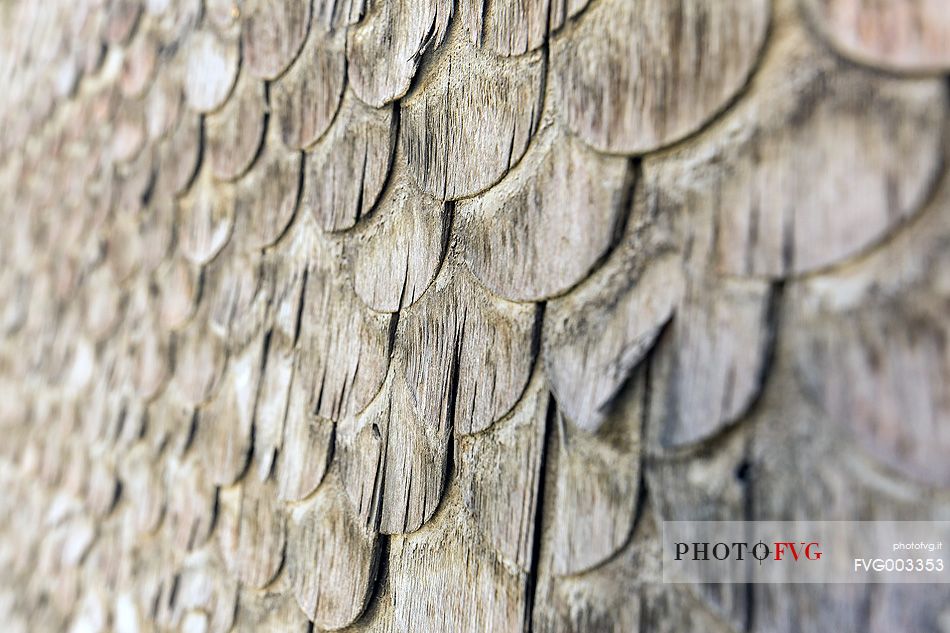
[
  {"left": 177, "top": 168, "right": 235, "bottom": 266},
  {"left": 650, "top": 16, "right": 946, "bottom": 279},
  {"left": 385, "top": 493, "right": 531, "bottom": 633},
  {"left": 338, "top": 366, "right": 450, "bottom": 534},
  {"left": 231, "top": 581, "right": 311, "bottom": 633},
  {"left": 217, "top": 476, "right": 286, "bottom": 588},
  {"left": 458, "top": 374, "right": 548, "bottom": 571},
  {"left": 144, "top": 65, "right": 183, "bottom": 142},
  {"left": 286, "top": 475, "right": 379, "bottom": 628},
  {"left": 544, "top": 253, "right": 682, "bottom": 432},
  {"left": 301, "top": 91, "right": 395, "bottom": 232},
  {"left": 554, "top": 0, "right": 769, "bottom": 154},
  {"left": 459, "top": 0, "right": 549, "bottom": 57},
  {"left": 458, "top": 126, "right": 632, "bottom": 302},
  {"left": 118, "top": 27, "right": 158, "bottom": 98},
  {"left": 347, "top": 0, "right": 452, "bottom": 107},
  {"left": 399, "top": 261, "right": 538, "bottom": 436},
  {"left": 647, "top": 276, "right": 772, "bottom": 449},
  {"left": 548, "top": 370, "right": 642, "bottom": 577},
  {"left": 2, "top": 0, "right": 949, "bottom": 630},
  {"left": 352, "top": 164, "right": 449, "bottom": 313},
  {"left": 233, "top": 120, "right": 303, "bottom": 249},
  {"left": 170, "top": 318, "right": 227, "bottom": 408},
  {"left": 206, "top": 246, "right": 269, "bottom": 350},
  {"left": 399, "top": 30, "right": 544, "bottom": 200},
  {"left": 296, "top": 219, "right": 394, "bottom": 421},
  {"left": 105, "top": 0, "right": 143, "bottom": 46},
  {"left": 157, "top": 111, "right": 202, "bottom": 195},
  {"left": 156, "top": 256, "right": 200, "bottom": 331},
  {"left": 163, "top": 457, "right": 217, "bottom": 552},
  {"left": 196, "top": 333, "right": 262, "bottom": 485},
  {"left": 275, "top": 358, "right": 334, "bottom": 501},
  {"left": 241, "top": 0, "right": 312, "bottom": 80},
  {"left": 785, "top": 177, "right": 950, "bottom": 486},
  {"left": 205, "top": 70, "right": 267, "bottom": 182},
  {"left": 271, "top": 21, "right": 346, "bottom": 151}
]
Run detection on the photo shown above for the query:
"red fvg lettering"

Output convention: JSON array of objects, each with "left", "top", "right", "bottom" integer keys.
[{"left": 773, "top": 542, "right": 823, "bottom": 561}]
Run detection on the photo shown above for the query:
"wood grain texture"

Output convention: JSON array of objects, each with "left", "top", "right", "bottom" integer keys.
[
  {"left": 217, "top": 476, "right": 286, "bottom": 588},
  {"left": 533, "top": 506, "right": 740, "bottom": 633},
  {"left": 459, "top": 0, "right": 550, "bottom": 57},
  {"left": 206, "top": 246, "right": 270, "bottom": 350},
  {"left": 458, "top": 374, "right": 548, "bottom": 571},
  {"left": 352, "top": 165, "right": 449, "bottom": 313},
  {"left": 233, "top": 120, "right": 303, "bottom": 249},
  {"left": 241, "top": 0, "right": 312, "bottom": 80},
  {"left": 544, "top": 252, "right": 682, "bottom": 433},
  {"left": 313, "top": 0, "right": 371, "bottom": 29},
  {"left": 802, "top": 0, "right": 950, "bottom": 72},
  {"left": 399, "top": 261, "right": 539, "bottom": 437},
  {"left": 286, "top": 476, "right": 379, "bottom": 628},
  {"left": 554, "top": 0, "right": 769, "bottom": 154},
  {"left": 195, "top": 334, "right": 262, "bottom": 485},
  {"left": 231, "top": 582, "right": 311, "bottom": 633},
  {"left": 183, "top": 27, "right": 239, "bottom": 113},
  {"left": 385, "top": 496, "right": 531, "bottom": 633},
  {"left": 458, "top": 126, "right": 632, "bottom": 302},
  {"left": 249, "top": 264, "right": 305, "bottom": 483},
  {"left": 650, "top": 18, "right": 946, "bottom": 279},
  {"left": 338, "top": 366, "right": 451, "bottom": 534},
  {"left": 205, "top": 70, "right": 267, "bottom": 182},
  {"left": 301, "top": 92, "right": 396, "bottom": 232},
  {"left": 275, "top": 355, "right": 334, "bottom": 502},
  {"left": 264, "top": 246, "right": 309, "bottom": 349},
  {"left": 399, "top": 31, "right": 544, "bottom": 200},
  {"left": 170, "top": 555, "right": 239, "bottom": 633},
  {"left": 271, "top": 22, "right": 346, "bottom": 151},
  {"left": 548, "top": 370, "right": 642, "bottom": 577},
  {"left": 295, "top": 220, "right": 394, "bottom": 422},
  {"left": 347, "top": 0, "right": 452, "bottom": 107},
  {"left": 253, "top": 342, "right": 295, "bottom": 481}
]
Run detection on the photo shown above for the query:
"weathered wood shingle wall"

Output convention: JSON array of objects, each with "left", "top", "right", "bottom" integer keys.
[{"left": 0, "top": 0, "right": 948, "bottom": 631}]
